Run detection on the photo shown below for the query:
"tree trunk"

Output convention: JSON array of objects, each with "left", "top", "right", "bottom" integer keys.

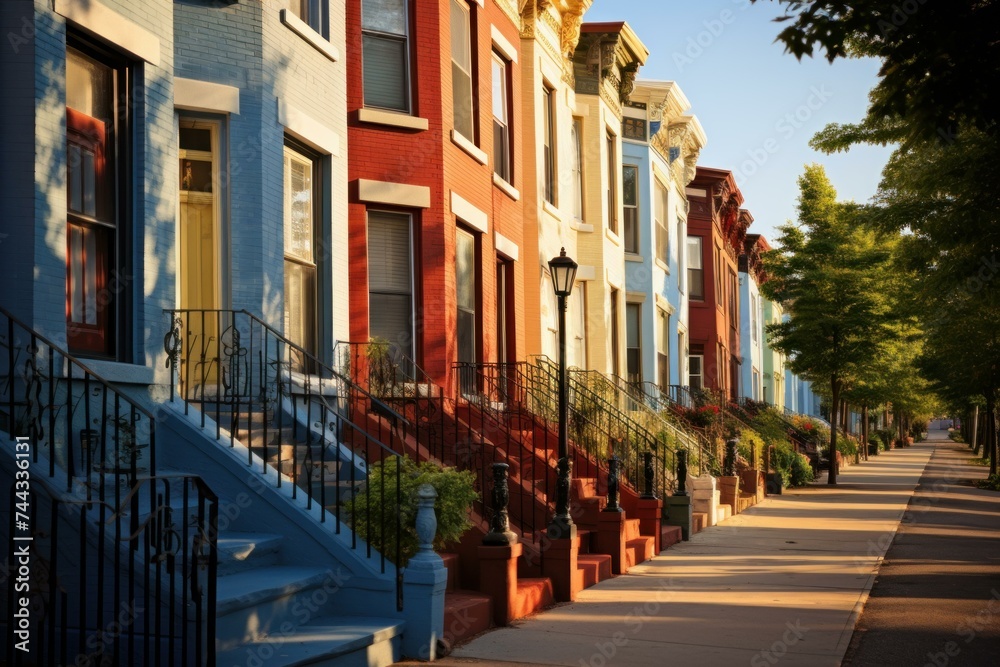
[
  {"left": 972, "top": 405, "right": 981, "bottom": 455},
  {"left": 862, "top": 405, "right": 869, "bottom": 461},
  {"left": 829, "top": 376, "right": 840, "bottom": 485},
  {"left": 988, "top": 397, "right": 998, "bottom": 477}
]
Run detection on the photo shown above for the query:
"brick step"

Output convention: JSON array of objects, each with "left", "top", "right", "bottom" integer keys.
[
  {"left": 660, "top": 524, "right": 683, "bottom": 551},
  {"left": 625, "top": 536, "right": 655, "bottom": 569},
  {"left": 577, "top": 553, "right": 613, "bottom": 588},
  {"left": 512, "top": 578, "right": 554, "bottom": 619},
  {"left": 692, "top": 511, "right": 707, "bottom": 535},
  {"left": 443, "top": 590, "right": 492, "bottom": 648},
  {"left": 441, "top": 552, "right": 460, "bottom": 592}
]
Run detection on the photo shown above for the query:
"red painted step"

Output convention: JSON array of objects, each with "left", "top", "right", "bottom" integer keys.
[
  {"left": 661, "top": 525, "right": 683, "bottom": 550},
  {"left": 443, "top": 590, "right": 492, "bottom": 648},
  {"left": 577, "top": 553, "right": 613, "bottom": 588},
  {"left": 512, "top": 578, "right": 554, "bottom": 619},
  {"left": 625, "top": 537, "right": 655, "bottom": 569}
]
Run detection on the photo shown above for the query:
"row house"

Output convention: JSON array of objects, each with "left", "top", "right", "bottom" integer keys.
[
  {"left": 1, "top": 0, "right": 443, "bottom": 663},
  {"left": 761, "top": 296, "right": 787, "bottom": 411},
  {"left": 564, "top": 21, "right": 648, "bottom": 377},
  {"left": 621, "top": 81, "right": 705, "bottom": 393},
  {"left": 686, "top": 167, "right": 749, "bottom": 399},
  {"left": 739, "top": 232, "right": 767, "bottom": 401},
  {"left": 347, "top": 0, "right": 527, "bottom": 392}
]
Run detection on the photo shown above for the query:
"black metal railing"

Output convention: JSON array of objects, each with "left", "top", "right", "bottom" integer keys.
[
  {"left": 2, "top": 473, "right": 219, "bottom": 667},
  {"left": 1, "top": 306, "right": 217, "bottom": 666},
  {"left": 164, "top": 310, "right": 405, "bottom": 598},
  {"left": 333, "top": 342, "right": 550, "bottom": 544}
]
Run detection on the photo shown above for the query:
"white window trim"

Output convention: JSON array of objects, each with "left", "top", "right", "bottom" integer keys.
[
  {"left": 280, "top": 9, "right": 339, "bottom": 62},
  {"left": 451, "top": 191, "right": 488, "bottom": 234},
  {"left": 490, "top": 25, "right": 518, "bottom": 63},
  {"left": 278, "top": 100, "right": 340, "bottom": 156},
  {"left": 175, "top": 78, "right": 240, "bottom": 115},
  {"left": 55, "top": 0, "right": 160, "bottom": 65}
]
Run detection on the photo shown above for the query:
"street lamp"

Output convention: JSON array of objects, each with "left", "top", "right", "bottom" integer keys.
[{"left": 547, "top": 247, "right": 578, "bottom": 540}]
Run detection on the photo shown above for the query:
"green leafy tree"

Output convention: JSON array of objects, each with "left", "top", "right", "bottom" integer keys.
[{"left": 761, "top": 165, "right": 897, "bottom": 484}]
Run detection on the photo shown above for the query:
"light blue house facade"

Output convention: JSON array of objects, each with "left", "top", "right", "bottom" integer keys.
[
  {"left": 622, "top": 81, "right": 705, "bottom": 394},
  {"left": 739, "top": 232, "right": 765, "bottom": 401}
]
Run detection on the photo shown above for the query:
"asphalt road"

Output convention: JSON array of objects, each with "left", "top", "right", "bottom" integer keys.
[{"left": 842, "top": 430, "right": 1000, "bottom": 667}]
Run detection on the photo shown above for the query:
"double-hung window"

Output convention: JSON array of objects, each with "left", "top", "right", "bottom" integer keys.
[
  {"left": 368, "top": 211, "right": 415, "bottom": 362},
  {"left": 492, "top": 52, "right": 512, "bottom": 182},
  {"left": 362, "top": 0, "right": 410, "bottom": 112},
  {"left": 456, "top": 228, "right": 479, "bottom": 391},
  {"left": 622, "top": 165, "right": 638, "bottom": 253},
  {"left": 66, "top": 42, "right": 128, "bottom": 358},
  {"left": 543, "top": 85, "right": 556, "bottom": 205},
  {"left": 654, "top": 180, "right": 668, "bottom": 262},
  {"left": 606, "top": 130, "right": 617, "bottom": 234},
  {"left": 451, "top": 0, "right": 475, "bottom": 140},
  {"left": 687, "top": 236, "right": 704, "bottom": 300},
  {"left": 626, "top": 303, "right": 642, "bottom": 385},
  {"left": 689, "top": 354, "right": 704, "bottom": 391},
  {"left": 284, "top": 143, "right": 321, "bottom": 363},
  {"left": 658, "top": 308, "right": 670, "bottom": 393},
  {"left": 571, "top": 118, "right": 584, "bottom": 220}
]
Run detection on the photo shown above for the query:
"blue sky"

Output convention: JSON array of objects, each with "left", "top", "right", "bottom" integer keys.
[{"left": 585, "top": 0, "right": 895, "bottom": 243}]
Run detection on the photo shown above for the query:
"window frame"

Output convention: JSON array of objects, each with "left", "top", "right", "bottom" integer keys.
[
  {"left": 362, "top": 0, "right": 412, "bottom": 113},
  {"left": 625, "top": 301, "right": 642, "bottom": 385},
  {"left": 451, "top": 0, "right": 476, "bottom": 141},
  {"left": 689, "top": 354, "right": 704, "bottom": 391},
  {"left": 65, "top": 38, "right": 131, "bottom": 360},
  {"left": 657, "top": 308, "right": 670, "bottom": 393},
  {"left": 622, "top": 164, "right": 639, "bottom": 253},
  {"left": 367, "top": 209, "right": 417, "bottom": 364},
  {"left": 282, "top": 139, "right": 323, "bottom": 361},
  {"left": 606, "top": 129, "right": 617, "bottom": 234},
  {"left": 654, "top": 178, "right": 668, "bottom": 264},
  {"left": 491, "top": 51, "right": 512, "bottom": 183},
  {"left": 542, "top": 83, "right": 556, "bottom": 205},
  {"left": 456, "top": 226, "right": 480, "bottom": 370},
  {"left": 289, "top": 0, "right": 327, "bottom": 36},
  {"left": 687, "top": 236, "right": 704, "bottom": 301},
  {"left": 571, "top": 117, "right": 585, "bottom": 221}
]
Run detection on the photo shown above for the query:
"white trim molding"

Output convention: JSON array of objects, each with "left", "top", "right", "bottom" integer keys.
[
  {"left": 491, "top": 25, "right": 518, "bottom": 63},
  {"left": 494, "top": 231, "right": 519, "bottom": 261},
  {"left": 577, "top": 265, "right": 597, "bottom": 281},
  {"left": 175, "top": 78, "right": 240, "bottom": 115},
  {"left": 280, "top": 9, "right": 340, "bottom": 62},
  {"left": 278, "top": 100, "right": 340, "bottom": 156},
  {"left": 451, "top": 191, "right": 488, "bottom": 234},
  {"left": 54, "top": 0, "right": 160, "bottom": 65},
  {"left": 358, "top": 179, "right": 431, "bottom": 208}
]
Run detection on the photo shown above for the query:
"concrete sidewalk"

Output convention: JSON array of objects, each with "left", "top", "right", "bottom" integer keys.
[{"left": 412, "top": 439, "right": 937, "bottom": 667}]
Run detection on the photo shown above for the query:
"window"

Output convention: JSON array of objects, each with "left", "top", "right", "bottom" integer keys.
[
  {"left": 496, "top": 258, "right": 513, "bottom": 363},
  {"left": 622, "top": 165, "right": 638, "bottom": 253},
  {"left": 606, "top": 130, "right": 617, "bottom": 234},
  {"left": 368, "top": 211, "right": 415, "bottom": 362},
  {"left": 451, "top": 0, "right": 474, "bottom": 140},
  {"left": 677, "top": 220, "right": 686, "bottom": 293},
  {"left": 689, "top": 354, "right": 703, "bottom": 391},
  {"left": 622, "top": 117, "right": 646, "bottom": 141},
  {"left": 626, "top": 303, "right": 641, "bottom": 385},
  {"left": 284, "top": 143, "right": 320, "bottom": 362},
  {"left": 362, "top": 0, "right": 410, "bottom": 112},
  {"left": 543, "top": 85, "right": 556, "bottom": 205},
  {"left": 753, "top": 369, "right": 760, "bottom": 400},
  {"left": 287, "top": 0, "right": 325, "bottom": 34},
  {"left": 610, "top": 288, "right": 620, "bottom": 378},
  {"left": 571, "top": 118, "right": 584, "bottom": 220},
  {"left": 715, "top": 246, "right": 723, "bottom": 299},
  {"left": 654, "top": 179, "right": 668, "bottom": 263},
  {"left": 658, "top": 308, "right": 670, "bottom": 393},
  {"left": 751, "top": 295, "right": 759, "bottom": 343},
  {"left": 678, "top": 330, "right": 686, "bottom": 385},
  {"left": 492, "top": 53, "right": 512, "bottom": 182},
  {"left": 65, "top": 43, "right": 127, "bottom": 358},
  {"left": 456, "top": 228, "right": 478, "bottom": 369},
  {"left": 571, "top": 284, "right": 587, "bottom": 370},
  {"left": 687, "top": 237, "right": 704, "bottom": 300},
  {"left": 728, "top": 270, "right": 738, "bottom": 328}
]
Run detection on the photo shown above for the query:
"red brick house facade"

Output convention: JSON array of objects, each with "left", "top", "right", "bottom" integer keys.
[
  {"left": 686, "top": 167, "right": 749, "bottom": 400},
  {"left": 346, "top": 0, "right": 526, "bottom": 390}
]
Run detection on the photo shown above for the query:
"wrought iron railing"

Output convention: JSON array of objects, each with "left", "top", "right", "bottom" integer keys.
[
  {"left": 333, "top": 342, "right": 550, "bottom": 544},
  {"left": 1, "top": 306, "right": 217, "bottom": 666},
  {"left": 164, "top": 310, "right": 405, "bottom": 599}
]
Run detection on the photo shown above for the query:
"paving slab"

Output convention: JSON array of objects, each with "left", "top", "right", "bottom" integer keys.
[{"left": 394, "top": 439, "right": 936, "bottom": 666}]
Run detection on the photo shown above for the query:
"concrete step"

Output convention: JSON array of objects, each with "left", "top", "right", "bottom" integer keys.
[
  {"left": 512, "top": 578, "right": 554, "bottom": 619},
  {"left": 215, "top": 566, "right": 335, "bottom": 652},
  {"left": 716, "top": 504, "right": 732, "bottom": 524},
  {"left": 217, "top": 532, "right": 283, "bottom": 576},
  {"left": 692, "top": 512, "right": 707, "bottom": 535},
  {"left": 577, "top": 553, "right": 613, "bottom": 588},
  {"left": 443, "top": 590, "right": 492, "bottom": 648},
  {"left": 625, "top": 537, "right": 655, "bottom": 570},
  {"left": 660, "top": 525, "right": 683, "bottom": 551},
  {"left": 215, "top": 616, "right": 404, "bottom": 666}
]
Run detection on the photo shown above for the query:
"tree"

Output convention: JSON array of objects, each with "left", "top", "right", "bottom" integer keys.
[
  {"left": 761, "top": 165, "right": 897, "bottom": 484},
  {"left": 751, "top": 0, "right": 1000, "bottom": 146}
]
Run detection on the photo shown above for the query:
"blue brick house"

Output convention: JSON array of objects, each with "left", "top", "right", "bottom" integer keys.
[
  {"left": 621, "top": 80, "right": 705, "bottom": 394},
  {"left": 0, "top": 1, "right": 444, "bottom": 664}
]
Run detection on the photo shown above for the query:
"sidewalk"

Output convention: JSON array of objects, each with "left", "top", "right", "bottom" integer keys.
[
  {"left": 408, "top": 439, "right": 939, "bottom": 666},
  {"left": 843, "top": 432, "right": 1000, "bottom": 665}
]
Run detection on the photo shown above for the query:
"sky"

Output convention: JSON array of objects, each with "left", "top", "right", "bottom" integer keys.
[{"left": 585, "top": 0, "right": 895, "bottom": 243}]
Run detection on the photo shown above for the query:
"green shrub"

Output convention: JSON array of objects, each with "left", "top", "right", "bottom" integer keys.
[
  {"left": 949, "top": 431, "right": 964, "bottom": 443},
  {"left": 977, "top": 474, "right": 1000, "bottom": 491},
  {"left": 789, "top": 451, "right": 815, "bottom": 486},
  {"left": 768, "top": 442, "right": 813, "bottom": 488},
  {"left": 345, "top": 455, "right": 478, "bottom": 566}
]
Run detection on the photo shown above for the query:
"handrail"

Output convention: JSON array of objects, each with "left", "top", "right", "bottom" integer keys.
[{"left": 163, "top": 309, "right": 405, "bottom": 600}]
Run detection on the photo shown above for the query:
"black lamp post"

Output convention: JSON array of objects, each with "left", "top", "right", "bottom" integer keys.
[{"left": 547, "top": 247, "right": 578, "bottom": 540}]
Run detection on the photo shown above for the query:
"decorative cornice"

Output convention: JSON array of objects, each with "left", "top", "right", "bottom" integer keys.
[{"left": 494, "top": 0, "right": 522, "bottom": 31}]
